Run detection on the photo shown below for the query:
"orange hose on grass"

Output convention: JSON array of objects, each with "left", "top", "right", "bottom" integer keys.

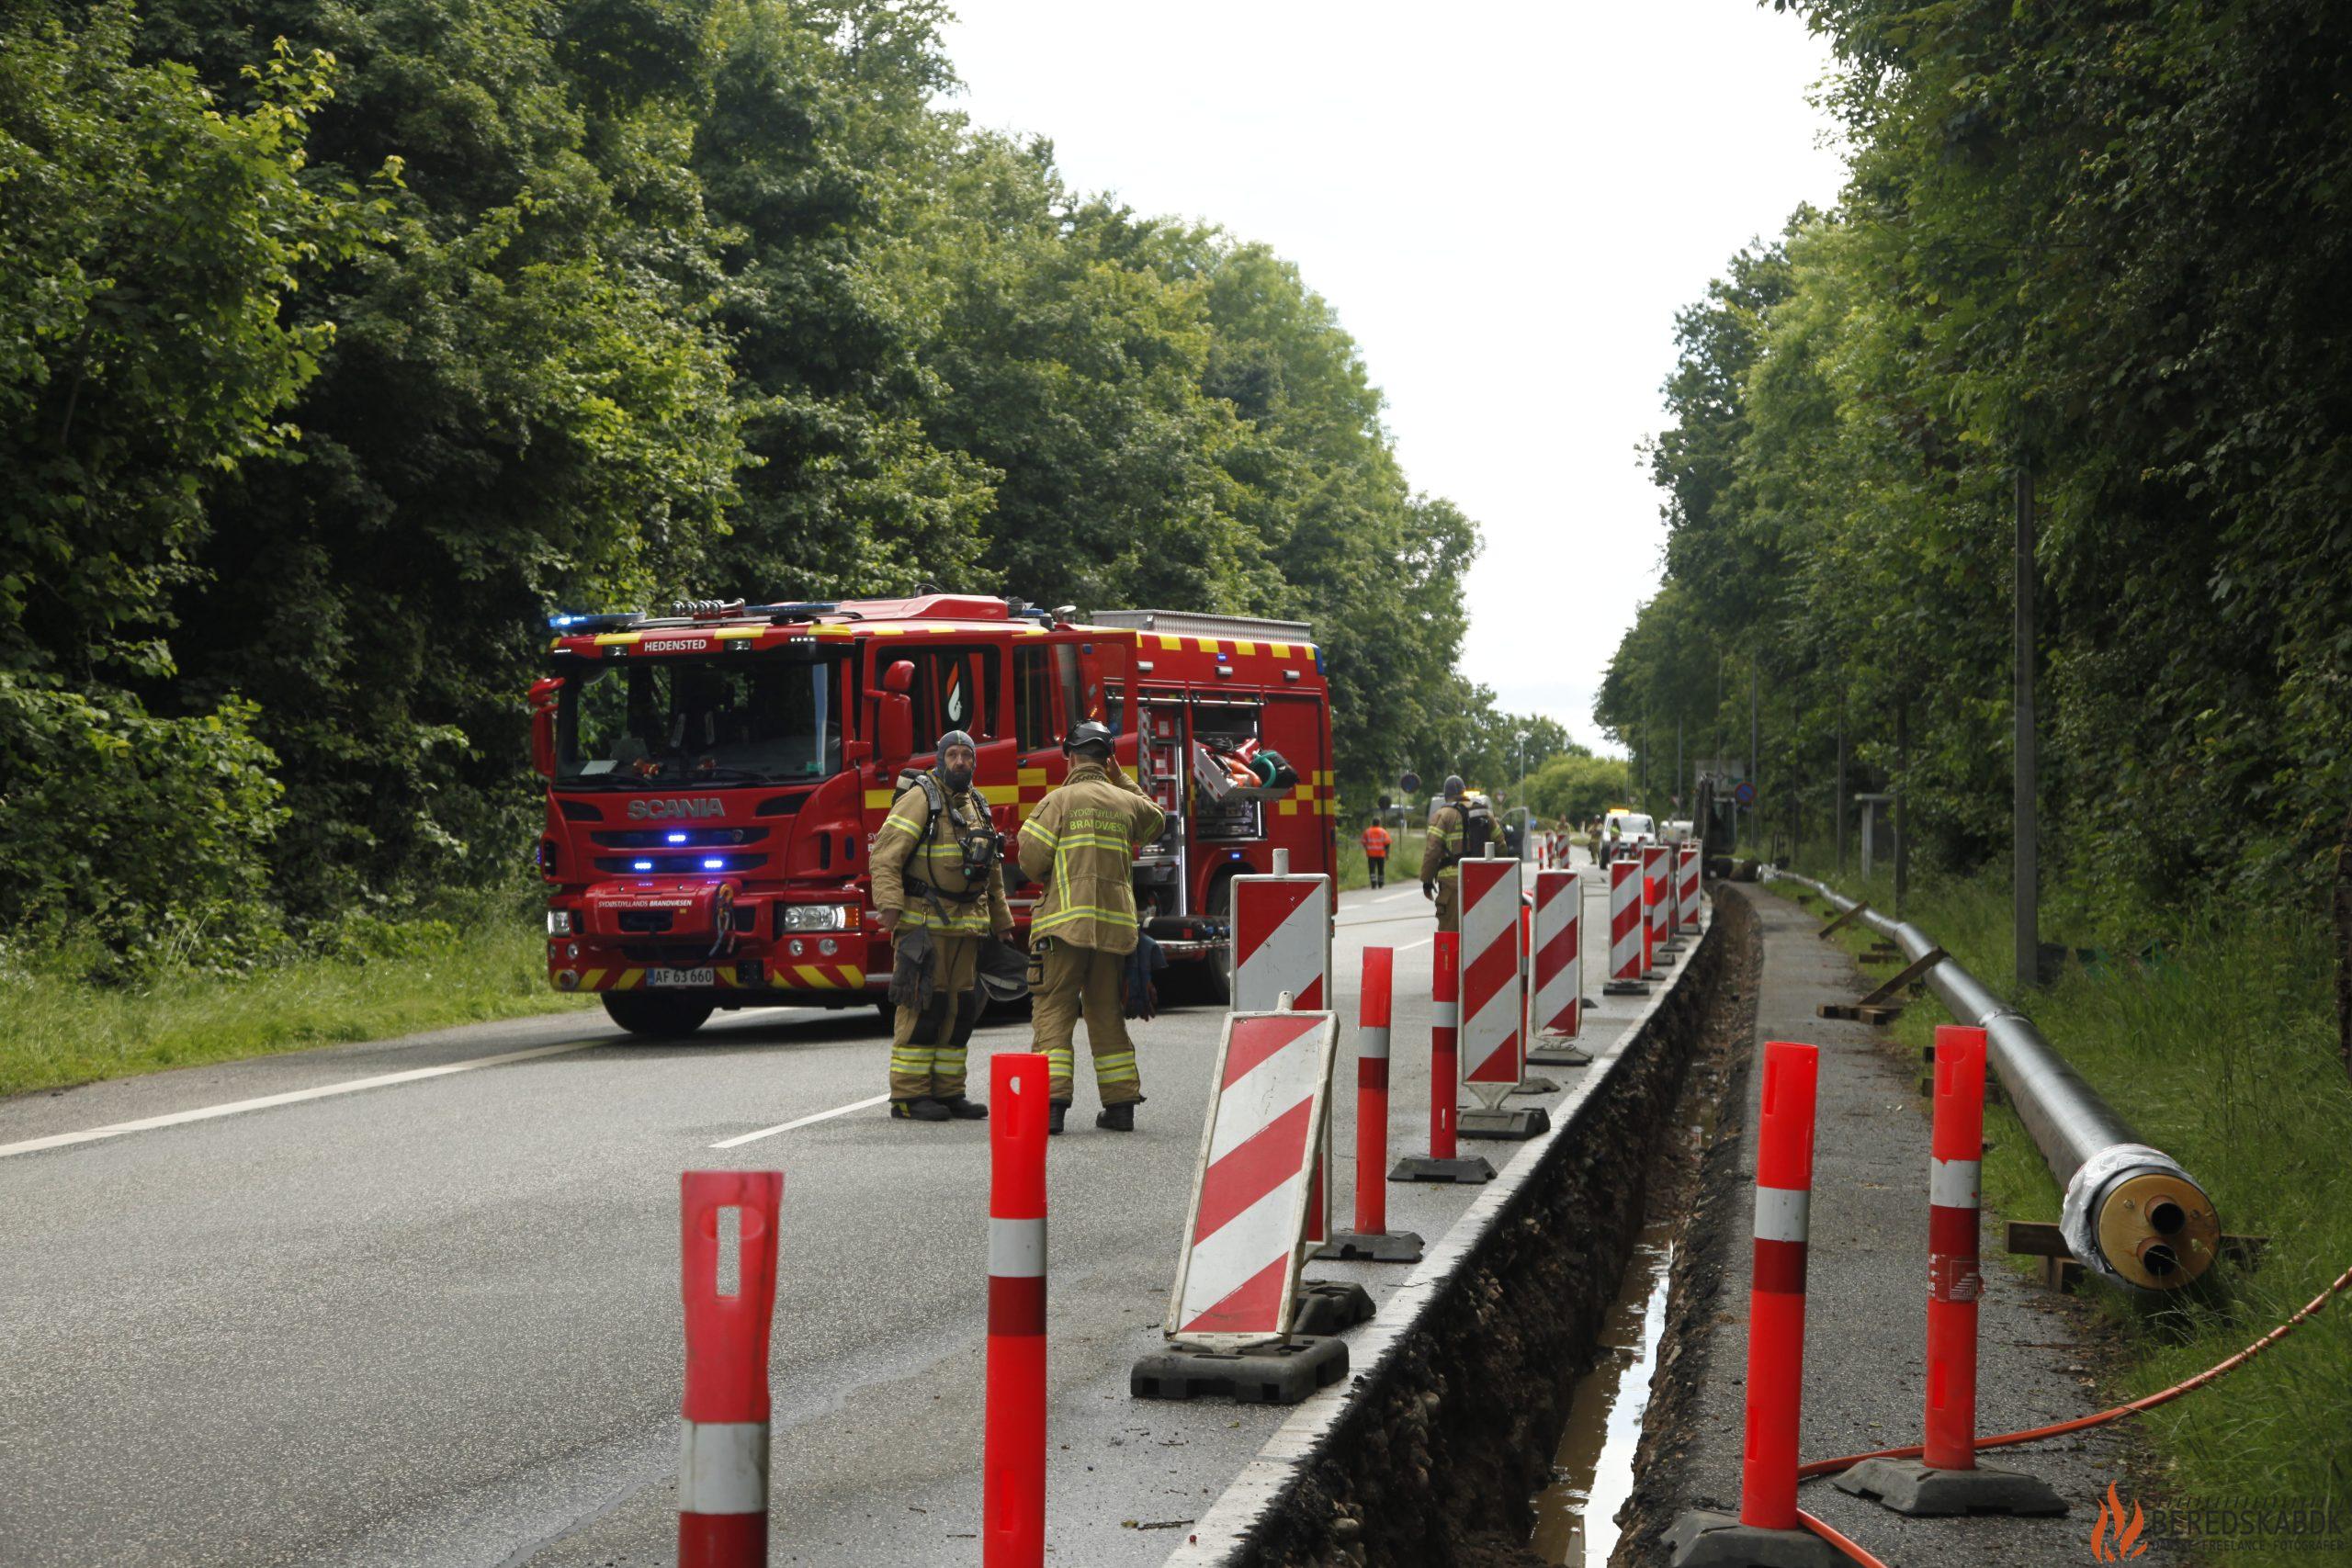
[
  {"left": 1787, "top": 1260, "right": 2352, "bottom": 1568},
  {"left": 1795, "top": 1260, "right": 2352, "bottom": 1482}
]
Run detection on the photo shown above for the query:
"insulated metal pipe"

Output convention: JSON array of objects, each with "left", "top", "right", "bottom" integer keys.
[{"left": 1772, "top": 873, "right": 2220, "bottom": 1291}]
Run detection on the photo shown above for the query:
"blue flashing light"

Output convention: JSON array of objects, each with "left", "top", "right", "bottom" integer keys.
[
  {"left": 666, "top": 831, "right": 687, "bottom": 844},
  {"left": 702, "top": 857, "right": 726, "bottom": 871},
  {"left": 632, "top": 859, "right": 653, "bottom": 872}
]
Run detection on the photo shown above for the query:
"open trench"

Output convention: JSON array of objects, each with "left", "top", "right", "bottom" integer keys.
[{"left": 1217, "top": 890, "right": 1761, "bottom": 1568}]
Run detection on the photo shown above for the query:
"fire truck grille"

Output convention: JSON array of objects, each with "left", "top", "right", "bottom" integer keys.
[{"left": 593, "top": 827, "right": 768, "bottom": 849}]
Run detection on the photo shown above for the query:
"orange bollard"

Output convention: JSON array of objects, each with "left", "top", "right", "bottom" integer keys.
[
  {"left": 1925, "top": 1025, "right": 1985, "bottom": 1470},
  {"left": 1831, "top": 1026, "right": 2066, "bottom": 1517},
  {"left": 1387, "top": 931, "right": 1493, "bottom": 1184},
  {"left": 984, "top": 1053, "right": 1048, "bottom": 1566},
  {"left": 679, "top": 1170, "right": 782, "bottom": 1568},
  {"left": 1742, "top": 1040, "right": 1817, "bottom": 1532}
]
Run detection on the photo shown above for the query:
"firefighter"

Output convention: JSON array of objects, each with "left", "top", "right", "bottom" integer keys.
[
  {"left": 1421, "top": 774, "right": 1466, "bottom": 931},
  {"left": 1018, "top": 721, "right": 1166, "bottom": 1134},
  {"left": 872, "top": 729, "right": 1013, "bottom": 1122},
  {"left": 1360, "top": 816, "right": 1393, "bottom": 888}
]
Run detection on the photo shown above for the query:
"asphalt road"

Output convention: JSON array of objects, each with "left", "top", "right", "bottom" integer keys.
[{"left": 0, "top": 867, "right": 1627, "bottom": 1568}]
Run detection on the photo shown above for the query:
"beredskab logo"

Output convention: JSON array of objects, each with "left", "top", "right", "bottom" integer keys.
[
  {"left": 2092, "top": 1483, "right": 2148, "bottom": 1561},
  {"left": 627, "top": 797, "right": 726, "bottom": 821}
]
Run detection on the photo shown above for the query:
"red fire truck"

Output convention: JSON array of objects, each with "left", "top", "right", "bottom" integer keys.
[{"left": 529, "top": 594, "right": 1339, "bottom": 1037}]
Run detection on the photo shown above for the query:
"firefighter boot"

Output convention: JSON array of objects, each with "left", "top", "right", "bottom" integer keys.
[
  {"left": 1095, "top": 1099, "right": 1141, "bottom": 1133},
  {"left": 939, "top": 1095, "right": 988, "bottom": 1120},
  {"left": 891, "top": 1098, "right": 952, "bottom": 1122},
  {"left": 1048, "top": 1100, "right": 1069, "bottom": 1136}
]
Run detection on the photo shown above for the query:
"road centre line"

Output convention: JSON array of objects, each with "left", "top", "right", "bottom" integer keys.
[
  {"left": 709, "top": 1093, "right": 892, "bottom": 1149},
  {"left": 0, "top": 1041, "right": 605, "bottom": 1160}
]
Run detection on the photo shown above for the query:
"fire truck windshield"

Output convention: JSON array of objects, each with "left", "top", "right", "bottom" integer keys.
[{"left": 557, "top": 652, "right": 843, "bottom": 786}]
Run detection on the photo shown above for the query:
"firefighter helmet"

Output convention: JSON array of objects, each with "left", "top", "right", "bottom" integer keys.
[{"left": 1062, "top": 721, "right": 1116, "bottom": 759}]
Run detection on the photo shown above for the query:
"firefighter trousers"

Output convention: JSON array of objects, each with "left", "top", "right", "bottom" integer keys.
[
  {"left": 888, "top": 930, "right": 978, "bottom": 1100},
  {"left": 1030, "top": 939, "right": 1142, "bottom": 1106},
  {"left": 1433, "top": 876, "right": 1460, "bottom": 933},
  {"left": 1366, "top": 854, "right": 1386, "bottom": 888}
]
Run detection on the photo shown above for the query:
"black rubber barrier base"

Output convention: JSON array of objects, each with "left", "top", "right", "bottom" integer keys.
[
  {"left": 1459, "top": 1105, "right": 1550, "bottom": 1141},
  {"left": 1512, "top": 1074, "right": 1561, "bottom": 1095},
  {"left": 1389, "top": 1154, "right": 1497, "bottom": 1183},
  {"left": 1291, "top": 1280, "right": 1376, "bottom": 1336},
  {"left": 1317, "top": 1229, "right": 1425, "bottom": 1264},
  {"left": 1130, "top": 1336, "right": 1349, "bottom": 1404},
  {"left": 1831, "top": 1457, "right": 2068, "bottom": 1517},
  {"left": 1525, "top": 1042, "right": 1594, "bottom": 1067},
  {"left": 1665, "top": 1510, "right": 1842, "bottom": 1567},
  {"left": 1603, "top": 979, "right": 1651, "bottom": 996}
]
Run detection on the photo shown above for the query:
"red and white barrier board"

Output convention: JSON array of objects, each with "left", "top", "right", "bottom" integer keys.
[
  {"left": 1230, "top": 873, "right": 1331, "bottom": 1012},
  {"left": 1165, "top": 1009, "right": 1339, "bottom": 1346},
  {"left": 1459, "top": 855, "right": 1524, "bottom": 1109},
  {"left": 1531, "top": 868, "right": 1581, "bottom": 1037},
  {"left": 1608, "top": 859, "right": 1644, "bottom": 987},
  {"left": 1642, "top": 844, "right": 1670, "bottom": 971},
  {"left": 1229, "top": 871, "right": 1334, "bottom": 1239},
  {"left": 1678, "top": 842, "right": 1702, "bottom": 932}
]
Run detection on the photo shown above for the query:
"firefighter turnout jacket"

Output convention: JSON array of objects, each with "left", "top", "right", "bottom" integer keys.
[
  {"left": 1421, "top": 802, "right": 1464, "bottom": 885},
  {"left": 871, "top": 776, "right": 1012, "bottom": 935},
  {"left": 1017, "top": 761, "right": 1165, "bottom": 953}
]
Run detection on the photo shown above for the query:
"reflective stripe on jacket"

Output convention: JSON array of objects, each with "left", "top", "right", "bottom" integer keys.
[
  {"left": 869, "top": 781, "right": 1011, "bottom": 934},
  {"left": 1421, "top": 804, "right": 1464, "bottom": 883},
  {"left": 1016, "top": 761, "right": 1165, "bottom": 953}
]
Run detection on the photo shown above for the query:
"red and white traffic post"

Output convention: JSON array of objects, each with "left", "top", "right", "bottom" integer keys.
[
  {"left": 1832, "top": 1027, "right": 2065, "bottom": 1517},
  {"left": 678, "top": 1170, "right": 782, "bottom": 1568},
  {"left": 1677, "top": 840, "right": 1702, "bottom": 933},
  {"left": 1666, "top": 1042, "right": 1839, "bottom": 1566},
  {"left": 1325, "top": 948, "right": 1423, "bottom": 1260},
  {"left": 1389, "top": 931, "right": 1494, "bottom": 1183},
  {"left": 985, "top": 1053, "right": 1049, "bottom": 1564},
  {"left": 1604, "top": 858, "right": 1647, "bottom": 996}
]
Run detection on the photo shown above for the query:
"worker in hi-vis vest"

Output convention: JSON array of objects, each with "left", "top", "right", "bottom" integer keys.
[
  {"left": 871, "top": 729, "right": 1012, "bottom": 1122},
  {"left": 1421, "top": 773, "right": 1467, "bottom": 932},
  {"left": 1017, "top": 721, "right": 1165, "bottom": 1135}
]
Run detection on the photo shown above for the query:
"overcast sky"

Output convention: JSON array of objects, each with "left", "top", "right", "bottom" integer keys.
[{"left": 939, "top": 2, "right": 1849, "bottom": 753}]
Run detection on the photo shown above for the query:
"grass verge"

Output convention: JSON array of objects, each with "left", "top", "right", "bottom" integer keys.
[
  {"left": 0, "top": 895, "right": 588, "bottom": 1100},
  {"left": 1777, "top": 860, "right": 2352, "bottom": 1564}
]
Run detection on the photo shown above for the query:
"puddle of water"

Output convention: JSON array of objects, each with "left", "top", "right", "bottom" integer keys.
[{"left": 1527, "top": 1220, "right": 1677, "bottom": 1567}]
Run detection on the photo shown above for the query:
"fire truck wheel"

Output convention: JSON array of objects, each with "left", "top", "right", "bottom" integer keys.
[{"left": 601, "top": 992, "right": 715, "bottom": 1040}]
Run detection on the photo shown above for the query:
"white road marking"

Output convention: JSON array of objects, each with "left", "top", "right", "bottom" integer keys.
[
  {"left": 0, "top": 1041, "right": 604, "bottom": 1160},
  {"left": 709, "top": 1093, "right": 891, "bottom": 1149}
]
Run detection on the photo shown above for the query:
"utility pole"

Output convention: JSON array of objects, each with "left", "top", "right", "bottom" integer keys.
[
  {"left": 1676, "top": 716, "right": 1684, "bottom": 818},
  {"left": 1749, "top": 658, "right": 1760, "bottom": 852},
  {"left": 1895, "top": 696, "right": 1910, "bottom": 920},
  {"left": 2014, "top": 461, "right": 2039, "bottom": 991},
  {"left": 1835, "top": 694, "right": 1848, "bottom": 876}
]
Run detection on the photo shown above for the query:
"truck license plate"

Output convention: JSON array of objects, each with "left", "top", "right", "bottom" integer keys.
[{"left": 644, "top": 967, "right": 715, "bottom": 988}]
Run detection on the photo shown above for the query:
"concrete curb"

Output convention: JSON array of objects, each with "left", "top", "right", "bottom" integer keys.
[{"left": 1162, "top": 900, "right": 1719, "bottom": 1565}]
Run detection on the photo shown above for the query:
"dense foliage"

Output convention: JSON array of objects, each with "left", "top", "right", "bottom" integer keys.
[
  {"left": 2, "top": 0, "right": 1522, "bottom": 968},
  {"left": 1603, "top": 0, "right": 2352, "bottom": 930}
]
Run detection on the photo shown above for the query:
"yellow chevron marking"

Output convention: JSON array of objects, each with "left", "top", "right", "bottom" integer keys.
[
  {"left": 1269, "top": 641, "right": 1290, "bottom": 658},
  {"left": 1234, "top": 639, "right": 1256, "bottom": 656},
  {"left": 1279, "top": 799, "right": 1299, "bottom": 816},
  {"left": 616, "top": 968, "right": 645, "bottom": 990},
  {"left": 792, "top": 965, "right": 833, "bottom": 988},
  {"left": 594, "top": 632, "right": 639, "bottom": 647},
  {"left": 582, "top": 967, "right": 605, "bottom": 989}
]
